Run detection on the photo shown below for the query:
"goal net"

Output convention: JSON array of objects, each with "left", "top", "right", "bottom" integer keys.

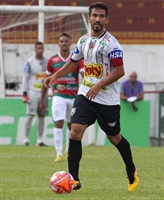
[{"left": 0, "top": 6, "right": 88, "bottom": 92}]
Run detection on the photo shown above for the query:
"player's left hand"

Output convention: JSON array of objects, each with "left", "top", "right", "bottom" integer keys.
[
  {"left": 44, "top": 74, "right": 57, "bottom": 89},
  {"left": 86, "top": 83, "right": 101, "bottom": 100}
]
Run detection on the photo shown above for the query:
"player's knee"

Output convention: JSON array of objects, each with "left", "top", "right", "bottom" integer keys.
[
  {"left": 55, "top": 120, "right": 64, "bottom": 128},
  {"left": 70, "top": 124, "right": 87, "bottom": 140},
  {"left": 107, "top": 133, "right": 122, "bottom": 145},
  {"left": 25, "top": 115, "right": 34, "bottom": 127},
  {"left": 70, "top": 130, "right": 80, "bottom": 140}
]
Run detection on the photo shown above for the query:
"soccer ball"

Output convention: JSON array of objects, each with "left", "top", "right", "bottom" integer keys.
[{"left": 50, "top": 171, "right": 74, "bottom": 194}]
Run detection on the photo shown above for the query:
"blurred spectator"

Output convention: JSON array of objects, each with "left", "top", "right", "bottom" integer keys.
[{"left": 120, "top": 71, "right": 144, "bottom": 111}]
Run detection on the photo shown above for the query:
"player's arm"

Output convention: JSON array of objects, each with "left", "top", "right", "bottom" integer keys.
[
  {"left": 22, "top": 62, "right": 31, "bottom": 103},
  {"left": 98, "top": 65, "right": 124, "bottom": 87},
  {"left": 39, "top": 58, "right": 53, "bottom": 111},
  {"left": 86, "top": 44, "right": 125, "bottom": 100},
  {"left": 44, "top": 60, "right": 78, "bottom": 89},
  {"left": 78, "top": 59, "right": 84, "bottom": 78},
  {"left": 86, "top": 66, "right": 124, "bottom": 100},
  {"left": 39, "top": 75, "right": 49, "bottom": 111}
]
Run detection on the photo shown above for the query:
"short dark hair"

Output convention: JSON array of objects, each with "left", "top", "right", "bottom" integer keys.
[
  {"left": 59, "top": 33, "right": 71, "bottom": 39},
  {"left": 35, "top": 41, "right": 43, "bottom": 47},
  {"left": 89, "top": 2, "right": 108, "bottom": 17}
]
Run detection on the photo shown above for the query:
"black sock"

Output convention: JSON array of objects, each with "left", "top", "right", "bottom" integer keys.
[
  {"left": 116, "top": 136, "right": 135, "bottom": 175},
  {"left": 68, "top": 138, "right": 82, "bottom": 181}
]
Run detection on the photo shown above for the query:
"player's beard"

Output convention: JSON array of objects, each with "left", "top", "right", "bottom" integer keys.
[{"left": 92, "top": 23, "right": 103, "bottom": 33}]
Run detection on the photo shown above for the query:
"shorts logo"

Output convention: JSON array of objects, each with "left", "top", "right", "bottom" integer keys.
[
  {"left": 56, "top": 84, "right": 65, "bottom": 91},
  {"left": 71, "top": 108, "right": 76, "bottom": 116},
  {"left": 84, "top": 62, "right": 103, "bottom": 79},
  {"left": 108, "top": 121, "right": 117, "bottom": 127}
]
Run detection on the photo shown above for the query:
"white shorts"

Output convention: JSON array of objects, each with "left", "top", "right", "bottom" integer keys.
[
  {"left": 26, "top": 90, "right": 48, "bottom": 116},
  {"left": 52, "top": 96, "right": 75, "bottom": 123}
]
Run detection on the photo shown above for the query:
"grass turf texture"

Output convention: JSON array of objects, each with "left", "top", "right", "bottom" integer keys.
[{"left": 0, "top": 146, "right": 163, "bottom": 200}]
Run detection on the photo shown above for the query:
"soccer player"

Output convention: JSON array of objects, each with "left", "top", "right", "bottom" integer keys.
[
  {"left": 22, "top": 41, "right": 48, "bottom": 147},
  {"left": 40, "top": 33, "right": 84, "bottom": 162},
  {"left": 120, "top": 71, "right": 144, "bottom": 111},
  {"left": 44, "top": 2, "right": 139, "bottom": 192}
]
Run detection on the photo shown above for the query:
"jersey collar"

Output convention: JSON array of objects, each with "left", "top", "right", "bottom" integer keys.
[
  {"left": 90, "top": 29, "right": 106, "bottom": 39},
  {"left": 58, "top": 52, "right": 72, "bottom": 62}
]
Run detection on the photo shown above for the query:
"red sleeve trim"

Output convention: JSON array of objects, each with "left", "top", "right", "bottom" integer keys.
[{"left": 110, "top": 57, "right": 123, "bottom": 67}]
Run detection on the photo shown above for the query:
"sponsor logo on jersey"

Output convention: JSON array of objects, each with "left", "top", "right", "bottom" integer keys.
[
  {"left": 56, "top": 84, "right": 65, "bottom": 91},
  {"left": 23, "top": 62, "right": 30, "bottom": 72},
  {"left": 66, "top": 85, "right": 78, "bottom": 90},
  {"left": 108, "top": 50, "right": 123, "bottom": 59},
  {"left": 74, "top": 46, "right": 79, "bottom": 54},
  {"left": 83, "top": 79, "right": 107, "bottom": 91},
  {"left": 99, "top": 40, "right": 105, "bottom": 46},
  {"left": 84, "top": 62, "right": 103, "bottom": 79},
  {"left": 80, "top": 38, "right": 87, "bottom": 44},
  {"left": 34, "top": 83, "right": 43, "bottom": 89},
  {"left": 35, "top": 72, "right": 46, "bottom": 80},
  {"left": 104, "top": 36, "right": 110, "bottom": 42}
]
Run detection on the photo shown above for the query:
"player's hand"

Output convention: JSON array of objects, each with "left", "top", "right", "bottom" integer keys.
[
  {"left": 39, "top": 100, "right": 46, "bottom": 112},
  {"left": 22, "top": 95, "right": 31, "bottom": 104},
  {"left": 44, "top": 74, "right": 57, "bottom": 89},
  {"left": 86, "top": 83, "right": 101, "bottom": 100}
]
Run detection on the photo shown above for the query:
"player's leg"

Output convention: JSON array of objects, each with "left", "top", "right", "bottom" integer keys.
[
  {"left": 96, "top": 104, "right": 139, "bottom": 191},
  {"left": 69, "top": 123, "right": 87, "bottom": 189},
  {"left": 65, "top": 123, "right": 71, "bottom": 158},
  {"left": 68, "top": 95, "right": 96, "bottom": 189},
  {"left": 52, "top": 96, "right": 67, "bottom": 162},
  {"left": 65, "top": 98, "right": 75, "bottom": 156},
  {"left": 23, "top": 90, "right": 37, "bottom": 146},
  {"left": 36, "top": 93, "right": 48, "bottom": 147},
  {"left": 23, "top": 114, "right": 34, "bottom": 146},
  {"left": 107, "top": 134, "right": 139, "bottom": 192}
]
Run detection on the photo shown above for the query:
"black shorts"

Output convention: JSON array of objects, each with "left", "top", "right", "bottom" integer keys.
[{"left": 70, "top": 95, "right": 121, "bottom": 136}]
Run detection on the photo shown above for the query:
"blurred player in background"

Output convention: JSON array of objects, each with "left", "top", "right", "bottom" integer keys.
[
  {"left": 120, "top": 71, "right": 144, "bottom": 111},
  {"left": 40, "top": 33, "right": 84, "bottom": 162},
  {"left": 44, "top": 2, "right": 139, "bottom": 192},
  {"left": 22, "top": 41, "right": 48, "bottom": 147}
]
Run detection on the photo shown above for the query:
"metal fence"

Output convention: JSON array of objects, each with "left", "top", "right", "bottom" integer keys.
[{"left": 144, "top": 90, "right": 164, "bottom": 146}]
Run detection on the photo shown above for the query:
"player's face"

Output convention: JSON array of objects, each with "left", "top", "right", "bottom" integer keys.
[
  {"left": 58, "top": 36, "right": 71, "bottom": 52},
  {"left": 35, "top": 45, "right": 44, "bottom": 58},
  {"left": 88, "top": 8, "right": 108, "bottom": 33}
]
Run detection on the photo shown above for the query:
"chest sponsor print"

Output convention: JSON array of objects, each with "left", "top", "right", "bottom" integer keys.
[{"left": 84, "top": 62, "right": 103, "bottom": 79}]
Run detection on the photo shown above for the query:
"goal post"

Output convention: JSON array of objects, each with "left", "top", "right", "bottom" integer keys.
[
  {"left": 0, "top": 5, "right": 88, "bottom": 13},
  {"left": 0, "top": 33, "right": 5, "bottom": 98}
]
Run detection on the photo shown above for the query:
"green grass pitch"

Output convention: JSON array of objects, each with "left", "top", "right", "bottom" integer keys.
[{"left": 0, "top": 146, "right": 163, "bottom": 200}]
